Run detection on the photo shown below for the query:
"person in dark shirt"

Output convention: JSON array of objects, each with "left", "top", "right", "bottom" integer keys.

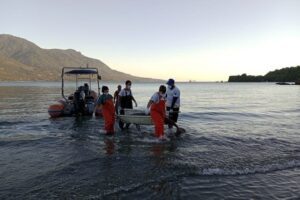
[
  {"left": 118, "top": 80, "right": 137, "bottom": 129},
  {"left": 113, "top": 85, "right": 122, "bottom": 114}
]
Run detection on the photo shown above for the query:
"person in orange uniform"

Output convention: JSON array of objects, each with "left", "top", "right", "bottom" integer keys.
[
  {"left": 96, "top": 86, "right": 115, "bottom": 135},
  {"left": 147, "top": 85, "right": 167, "bottom": 139}
]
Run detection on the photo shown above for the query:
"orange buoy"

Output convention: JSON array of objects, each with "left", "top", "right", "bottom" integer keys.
[{"left": 48, "top": 103, "right": 64, "bottom": 118}]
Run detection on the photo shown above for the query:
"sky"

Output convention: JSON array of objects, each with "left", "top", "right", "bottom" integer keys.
[{"left": 1, "top": 0, "right": 300, "bottom": 81}]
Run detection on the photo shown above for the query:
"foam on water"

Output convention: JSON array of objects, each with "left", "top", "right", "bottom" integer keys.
[{"left": 200, "top": 160, "right": 300, "bottom": 176}]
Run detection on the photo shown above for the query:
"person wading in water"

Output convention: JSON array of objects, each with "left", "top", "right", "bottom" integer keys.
[
  {"left": 118, "top": 80, "right": 137, "bottom": 129},
  {"left": 147, "top": 85, "right": 167, "bottom": 140},
  {"left": 113, "top": 85, "right": 122, "bottom": 114},
  {"left": 96, "top": 86, "right": 115, "bottom": 135},
  {"left": 166, "top": 78, "right": 181, "bottom": 135}
]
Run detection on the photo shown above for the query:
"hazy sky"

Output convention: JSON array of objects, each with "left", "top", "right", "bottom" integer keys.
[{"left": 1, "top": 0, "right": 300, "bottom": 81}]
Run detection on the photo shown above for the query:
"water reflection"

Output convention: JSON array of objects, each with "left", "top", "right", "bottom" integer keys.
[
  {"left": 151, "top": 143, "right": 167, "bottom": 157},
  {"left": 1, "top": 82, "right": 300, "bottom": 199},
  {"left": 104, "top": 138, "right": 115, "bottom": 155}
]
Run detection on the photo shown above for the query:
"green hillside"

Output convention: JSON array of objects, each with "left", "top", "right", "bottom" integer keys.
[{"left": 228, "top": 66, "right": 300, "bottom": 82}]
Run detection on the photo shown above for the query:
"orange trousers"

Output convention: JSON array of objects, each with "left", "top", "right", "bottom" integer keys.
[
  {"left": 102, "top": 100, "right": 115, "bottom": 134},
  {"left": 150, "top": 99, "right": 166, "bottom": 137},
  {"left": 151, "top": 111, "right": 164, "bottom": 137}
]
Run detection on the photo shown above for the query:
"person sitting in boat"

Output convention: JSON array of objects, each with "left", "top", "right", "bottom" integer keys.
[
  {"left": 113, "top": 85, "right": 122, "bottom": 114},
  {"left": 96, "top": 86, "right": 115, "bottom": 135},
  {"left": 118, "top": 80, "right": 138, "bottom": 129},
  {"left": 83, "top": 83, "right": 90, "bottom": 96},
  {"left": 147, "top": 85, "right": 167, "bottom": 139}
]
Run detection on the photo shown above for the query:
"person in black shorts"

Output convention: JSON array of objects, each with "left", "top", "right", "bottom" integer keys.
[{"left": 166, "top": 78, "right": 181, "bottom": 132}]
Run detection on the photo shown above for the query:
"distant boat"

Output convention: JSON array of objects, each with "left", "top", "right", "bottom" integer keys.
[{"left": 276, "top": 82, "right": 291, "bottom": 85}]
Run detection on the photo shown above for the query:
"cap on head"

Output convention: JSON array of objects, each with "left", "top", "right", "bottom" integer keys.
[
  {"left": 166, "top": 78, "right": 175, "bottom": 86},
  {"left": 102, "top": 86, "right": 109, "bottom": 93}
]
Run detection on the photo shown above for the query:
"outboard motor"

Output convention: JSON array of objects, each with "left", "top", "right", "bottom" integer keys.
[
  {"left": 85, "top": 96, "right": 95, "bottom": 116},
  {"left": 74, "top": 86, "right": 86, "bottom": 115}
]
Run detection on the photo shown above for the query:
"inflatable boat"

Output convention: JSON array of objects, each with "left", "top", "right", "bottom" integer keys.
[{"left": 48, "top": 67, "right": 102, "bottom": 118}]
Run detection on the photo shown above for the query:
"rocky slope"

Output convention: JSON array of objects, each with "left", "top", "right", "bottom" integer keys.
[{"left": 0, "top": 34, "right": 158, "bottom": 82}]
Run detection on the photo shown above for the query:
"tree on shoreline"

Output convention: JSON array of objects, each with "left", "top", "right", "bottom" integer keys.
[{"left": 228, "top": 66, "right": 300, "bottom": 82}]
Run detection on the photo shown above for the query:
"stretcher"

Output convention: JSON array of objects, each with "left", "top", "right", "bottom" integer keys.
[{"left": 117, "top": 109, "right": 185, "bottom": 136}]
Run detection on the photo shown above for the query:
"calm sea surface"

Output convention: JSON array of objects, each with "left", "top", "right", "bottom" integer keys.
[{"left": 0, "top": 82, "right": 299, "bottom": 199}]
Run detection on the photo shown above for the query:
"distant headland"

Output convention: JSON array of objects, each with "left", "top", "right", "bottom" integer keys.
[
  {"left": 228, "top": 66, "right": 300, "bottom": 83},
  {"left": 0, "top": 34, "right": 161, "bottom": 82}
]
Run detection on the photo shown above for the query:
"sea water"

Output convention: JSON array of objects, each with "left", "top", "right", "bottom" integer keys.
[{"left": 0, "top": 82, "right": 299, "bottom": 199}]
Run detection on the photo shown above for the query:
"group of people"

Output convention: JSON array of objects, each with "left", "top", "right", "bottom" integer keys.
[{"left": 95, "top": 78, "right": 181, "bottom": 139}]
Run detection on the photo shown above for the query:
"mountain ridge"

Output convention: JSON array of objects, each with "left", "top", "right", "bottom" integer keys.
[{"left": 0, "top": 34, "right": 160, "bottom": 82}]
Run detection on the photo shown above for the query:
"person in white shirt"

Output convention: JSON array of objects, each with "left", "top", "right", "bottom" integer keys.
[
  {"left": 145, "top": 84, "right": 185, "bottom": 137},
  {"left": 166, "top": 78, "right": 180, "bottom": 130},
  {"left": 147, "top": 85, "right": 167, "bottom": 139}
]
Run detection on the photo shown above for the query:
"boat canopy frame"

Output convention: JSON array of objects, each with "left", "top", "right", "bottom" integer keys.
[{"left": 61, "top": 67, "right": 101, "bottom": 101}]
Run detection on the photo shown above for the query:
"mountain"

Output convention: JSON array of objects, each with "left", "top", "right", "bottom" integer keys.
[
  {"left": 0, "top": 34, "right": 159, "bottom": 82},
  {"left": 228, "top": 66, "right": 300, "bottom": 82}
]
